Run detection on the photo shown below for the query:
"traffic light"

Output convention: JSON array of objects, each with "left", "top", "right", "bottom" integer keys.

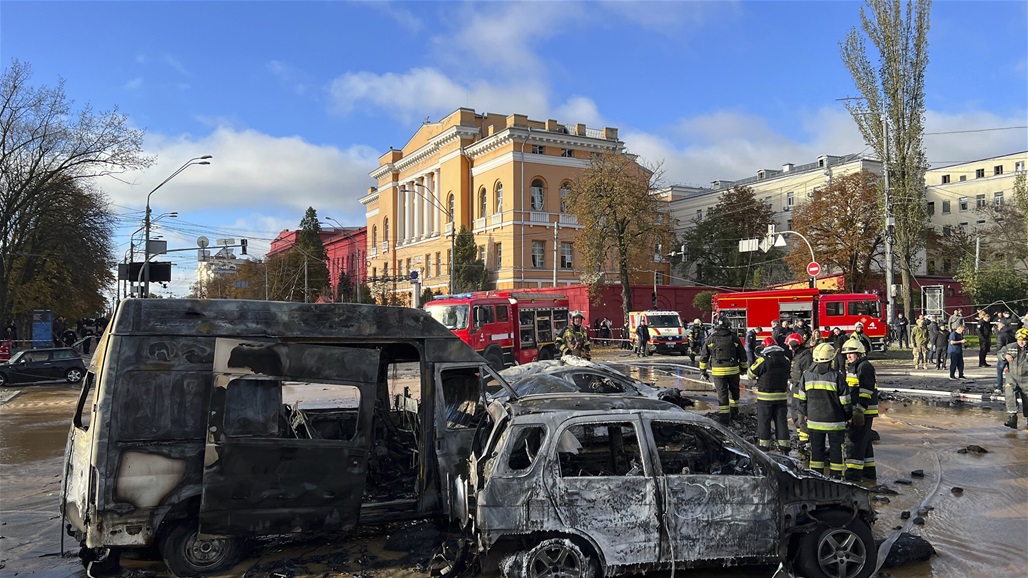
[
  {"left": 651, "top": 291, "right": 657, "bottom": 308},
  {"left": 240, "top": 239, "right": 247, "bottom": 255}
]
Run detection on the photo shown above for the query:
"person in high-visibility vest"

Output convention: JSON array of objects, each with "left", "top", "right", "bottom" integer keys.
[
  {"left": 748, "top": 337, "right": 791, "bottom": 453},
  {"left": 796, "top": 343, "right": 851, "bottom": 478},
  {"left": 842, "top": 338, "right": 879, "bottom": 482},
  {"left": 699, "top": 316, "right": 748, "bottom": 424}
]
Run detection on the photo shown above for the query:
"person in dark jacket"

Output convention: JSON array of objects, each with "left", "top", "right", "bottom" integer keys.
[
  {"left": 995, "top": 320, "right": 1016, "bottom": 392},
  {"left": 933, "top": 322, "right": 950, "bottom": 370},
  {"left": 831, "top": 327, "right": 848, "bottom": 372},
  {"left": 744, "top": 326, "right": 760, "bottom": 367},
  {"left": 796, "top": 343, "right": 851, "bottom": 478},
  {"left": 635, "top": 318, "right": 650, "bottom": 357},
  {"left": 891, "top": 312, "right": 910, "bottom": 348},
  {"left": 1001, "top": 328, "right": 1028, "bottom": 429},
  {"left": 770, "top": 319, "right": 785, "bottom": 348},
  {"left": 977, "top": 310, "right": 993, "bottom": 367},
  {"left": 948, "top": 324, "right": 967, "bottom": 379},
  {"left": 842, "top": 338, "right": 879, "bottom": 482},
  {"left": 790, "top": 331, "right": 821, "bottom": 448},
  {"left": 699, "top": 316, "right": 748, "bottom": 424},
  {"left": 927, "top": 316, "right": 941, "bottom": 364},
  {"left": 749, "top": 337, "right": 792, "bottom": 453}
]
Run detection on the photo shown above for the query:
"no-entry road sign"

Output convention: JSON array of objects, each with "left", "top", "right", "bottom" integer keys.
[{"left": 807, "top": 261, "right": 821, "bottom": 277}]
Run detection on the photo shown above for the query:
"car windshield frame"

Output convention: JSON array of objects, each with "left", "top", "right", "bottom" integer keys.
[{"left": 646, "top": 315, "right": 681, "bottom": 328}]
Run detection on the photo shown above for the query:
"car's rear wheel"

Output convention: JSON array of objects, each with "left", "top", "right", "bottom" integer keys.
[
  {"left": 0, "top": 372, "right": 7, "bottom": 387},
  {"left": 159, "top": 520, "right": 244, "bottom": 577},
  {"left": 66, "top": 368, "right": 84, "bottom": 383},
  {"left": 508, "top": 538, "right": 598, "bottom": 578},
  {"left": 797, "top": 510, "right": 876, "bottom": 578}
]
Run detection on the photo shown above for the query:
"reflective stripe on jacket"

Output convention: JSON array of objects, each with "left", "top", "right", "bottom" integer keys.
[
  {"left": 749, "top": 345, "right": 791, "bottom": 402},
  {"left": 699, "top": 328, "right": 747, "bottom": 376},
  {"left": 846, "top": 357, "right": 879, "bottom": 417},
  {"left": 796, "top": 364, "right": 850, "bottom": 431}
]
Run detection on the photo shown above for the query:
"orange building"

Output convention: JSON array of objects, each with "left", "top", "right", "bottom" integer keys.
[{"left": 363, "top": 108, "right": 669, "bottom": 303}]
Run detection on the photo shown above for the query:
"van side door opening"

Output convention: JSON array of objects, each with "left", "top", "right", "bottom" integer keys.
[{"left": 200, "top": 339, "right": 380, "bottom": 536}]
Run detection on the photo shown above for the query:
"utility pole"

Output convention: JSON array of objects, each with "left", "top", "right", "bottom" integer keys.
[
  {"left": 552, "top": 221, "right": 558, "bottom": 287},
  {"left": 883, "top": 115, "right": 896, "bottom": 323}
]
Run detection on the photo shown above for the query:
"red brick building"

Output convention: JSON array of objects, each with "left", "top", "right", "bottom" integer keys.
[{"left": 268, "top": 227, "right": 367, "bottom": 301}]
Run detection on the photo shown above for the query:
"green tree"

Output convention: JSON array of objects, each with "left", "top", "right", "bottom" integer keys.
[
  {"left": 679, "top": 185, "right": 785, "bottom": 288},
  {"left": 692, "top": 290, "right": 716, "bottom": 317},
  {"left": 336, "top": 270, "right": 355, "bottom": 303},
  {"left": 787, "top": 170, "right": 885, "bottom": 292},
  {"left": 1, "top": 59, "right": 152, "bottom": 322},
  {"left": 452, "top": 225, "right": 488, "bottom": 293},
  {"left": 840, "top": 0, "right": 932, "bottom": 318},
  {"left": 567, "top": 152, "right": 673, "bottom": 323}
]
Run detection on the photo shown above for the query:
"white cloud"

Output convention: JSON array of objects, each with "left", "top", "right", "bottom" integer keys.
[
  {"left": 328, "top": 67, "right": 549, "bottom": 124},
  {"left": 923, "top": 110, "right": 1028, "bottom": 167},
  {"left": 267, "top": 60, "right": 309, "bottom": 96},
  {"left": 553, "top": 97, "right": 606, "bottom": 128},
  {"left": 123, "top": 77, "right": 143, "bottom": 90}
]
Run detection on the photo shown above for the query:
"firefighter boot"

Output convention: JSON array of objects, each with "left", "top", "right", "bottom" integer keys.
[
  {"left": 1004, "top": 413, "right": 1018, "bottom": 429},
  {"left": 718, "top": 412, "right": 730, "bottom": 425},
  {"left": 729, "top": 406, "right": 739, "bottom": 421}
]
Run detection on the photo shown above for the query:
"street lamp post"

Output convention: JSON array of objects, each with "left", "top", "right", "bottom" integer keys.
[
  {"left": 399, "top": 183, "right": 456, "bottom": 291},
  {"left": 143, "top": 156, "right": 211, "bottom": 297}
]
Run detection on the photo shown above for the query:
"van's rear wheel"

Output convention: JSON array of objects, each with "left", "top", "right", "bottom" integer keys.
[
  {"left": 159, "top": 521, "right": 244, "bottom": 577},
  {"left": 508, "top": 538, "right": 598, "bottom": 578}
]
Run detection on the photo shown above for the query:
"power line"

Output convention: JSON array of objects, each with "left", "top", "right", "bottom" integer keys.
[{"left": 924, "top": 126, "right": 1027, "bottom": 136}]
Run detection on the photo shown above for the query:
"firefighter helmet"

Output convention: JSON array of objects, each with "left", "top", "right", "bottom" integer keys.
[
  {"left": 761, "top": 337, "right": 777, "bottom": 349},
  {"left": 1016, "top": 328, "right": 1028, "bottom": 340},
  {"left": 840, "top": 338, "right": 866, "bottom": 355},
  {"left": 812, "top": 343, "right": 837, "bottom": 363},
  {"left": 855, "top": 321, "right": 865, "bottom": 329},
  {"left": 571, "top": 310, "right": 584, "bottom": 320},
  {"left": 693, "top": 318, "right": 702, "bottom": 325},
  {"left": 717, "top": 316, "right": 732, "bottom": 330},
  {"left": 785, "top": 333, "right": 804, "bottom": 347}
]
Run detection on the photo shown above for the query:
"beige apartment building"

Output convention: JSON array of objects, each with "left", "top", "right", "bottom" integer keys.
[
  {"left": 363, "top": 108, "right": 670, "bottom": 302},
  {"left": 923, "top": 151, "right": 1027, "bottom": 274}
]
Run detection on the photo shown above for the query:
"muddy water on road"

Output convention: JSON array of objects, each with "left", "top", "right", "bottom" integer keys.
[{"left": 1, "top": 373, "right": 1026, "bottom": 578}]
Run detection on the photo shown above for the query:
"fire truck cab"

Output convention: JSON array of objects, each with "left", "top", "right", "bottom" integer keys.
[
  {"left": 425, "top": 292, "right": 570, "bottom": 368},
  {"left": 712, "top": 288, "right": 888, "bottom": 351}
]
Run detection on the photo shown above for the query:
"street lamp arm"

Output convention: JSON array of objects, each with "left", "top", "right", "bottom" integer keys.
[
  {"left": 146, "top": 156, "right": 212, "bottom": 207},
  {"left": 780, "top": 230, "right": 816, "bottom": 265},
  {"left": 401, "top": 183, "right": 453, "bottom": 219}
]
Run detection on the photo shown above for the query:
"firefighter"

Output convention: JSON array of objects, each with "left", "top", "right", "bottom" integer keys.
[
  {"left": 749, "top": 336, "right": 791, "bottom": 453},
  {"left": 557, "top": 310, "right": 591, "bottom": 359},
  {"left": 843, "top": 338, "right": 879, "bottom": 482},
  {"left": 849, "top": 322, "right": 873, "bottom": 356},
  {"left": 789, "top": 330, "right": 822, "bottom": 449},
  {"left": 1001, "top": 328, "right": 1028, "bottom": 429},
  {"left": 796, "top": 343, "right": 851, "bottom": 478},
  {"left": 687, "top": 318, "right": 707, "bottom": 364},
  {"left": 784, "top": 332, "right": 804, "bottom": 361},
  {"left": 699, "top": 316, "right": 748, "bottom": 424}
]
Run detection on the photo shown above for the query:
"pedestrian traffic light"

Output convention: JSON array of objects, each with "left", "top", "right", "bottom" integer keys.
[{"left": 240, "top": 239, "right": 247, "bottom": 255}]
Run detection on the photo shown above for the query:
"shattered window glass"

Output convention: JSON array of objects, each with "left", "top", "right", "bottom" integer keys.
[
  {"left": 505, "top": 425, "right": 547, "bottom": 472},
  {"left": 282, "top": 382, "right": 362, "bottom": 441},
  {"left": 557, "top": 422, "right": 643, "bottom": 477},
  {"left": 650, "top": 421, "right": 711, "bottom": 475},
  {"left": 224, "top": 378, "right": 282, "bottom": 437},
  {"left": 441, "top": 368, "right": 483, "bottom": 429}
]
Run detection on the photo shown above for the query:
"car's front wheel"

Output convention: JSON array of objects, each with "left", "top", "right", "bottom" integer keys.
[
  {"left": 66, "top": 368, "right": 84, "bottom": 383},
  {"left": 506, "top": 538, "right": 598, "bottom": 578},
  {"left": 159, "top": 520, "right": 244, "bottom": 577},
  {"left": 0, "top": 372, "right": 7, "bottom": 387},
  {"left": 796, "top": 510, "right": 877, "bottom": 578}
]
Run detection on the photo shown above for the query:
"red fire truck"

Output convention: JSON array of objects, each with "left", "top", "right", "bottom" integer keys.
[
  {"left": 711, "top": 288, "right": 889, "bottom": 351},
  {"left": 424, "top": 291, "right": 570, "bottom": 369}
]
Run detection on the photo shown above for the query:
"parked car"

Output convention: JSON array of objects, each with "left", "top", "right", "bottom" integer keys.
[
  {"left": 460, "top": 394, "right": 877, "bottom": 578},
  {"left": 495, "top": 359, "right": 693, "bottom": 408},
  {"left": 0, "top": 347, "right": 85, "bottom": 386}
]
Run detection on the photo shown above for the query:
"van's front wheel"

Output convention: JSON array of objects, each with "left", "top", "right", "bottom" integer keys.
[{"left": 159, "top": 521, "right": 244, "bottom": 577}]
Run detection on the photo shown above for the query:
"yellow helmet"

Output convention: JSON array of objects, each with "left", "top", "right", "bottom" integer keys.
[
  {"left": 840, "top": 338, "right": 866, "bottom": 355},
  {"left": 812, "top": 343, "right": 837, "bottom": 363},
  {"left": 1016, "top": 328, "right": 1028, "bottom": 340}
]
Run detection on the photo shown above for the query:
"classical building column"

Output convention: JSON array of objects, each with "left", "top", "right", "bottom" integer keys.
[
  {"left": 404, "top": 182, "right": 414, "bottom": 243},
  {"left": 395, "top": 183, "right": 404, "bottom": 244}
]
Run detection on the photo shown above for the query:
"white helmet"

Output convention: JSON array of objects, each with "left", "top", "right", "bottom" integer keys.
[{"left": 571, "top": 310, "right": 584, "bottom": 320}]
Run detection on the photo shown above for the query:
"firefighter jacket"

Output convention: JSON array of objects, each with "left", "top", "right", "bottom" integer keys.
[
  {"left": 846, "top": 357, "right": 879, "bottom": 417},
  {"left": 699, "top": 328, "right": 748, "bottom": 376},
  {"left": 1001, "top": 341, "right": 1028, "bottom": 388},
  {"left": 849, "top": 330, "right": 873, "bottom": 356},
  {"left": 557, "top": 323, "right": 591, "bottom": 356},
  {"left": 796, "top": 363, "right": 851, "bottom": 431},
  {"left": 748, "top": 345, "right": 791, "bottom": 402},
  {"left": 790, "top": 346, "right": 815, "bottom": 386}
]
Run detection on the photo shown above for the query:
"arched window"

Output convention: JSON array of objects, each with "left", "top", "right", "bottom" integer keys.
[
  {"left": 531, "top": 179, "right": 545, "bottom": 211},
  {"left": 495, "top": 182, "right": 504, "bottom": 214},
  {"left": 447, "top": 193, "right": 455, "bottom": 222},
  {"left": 560, "top": 182, "right": 571, "bottom": 213},
  {"left": 479, "top": 187, "right": 488, "bottom": 218},
  {"left": 372, "top": 225, "right": 378, "bottom": 247},
  {"left": 383, "top": 217, "right": 390, "bottom": 242}
]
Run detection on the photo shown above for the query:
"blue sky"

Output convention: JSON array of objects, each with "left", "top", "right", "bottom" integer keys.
[{"left": 3, "top": 0, "right": 1026, "bottom": 297}]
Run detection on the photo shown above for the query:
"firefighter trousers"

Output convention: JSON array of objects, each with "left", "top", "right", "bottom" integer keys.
[
  {"left": 713, "top": 374, "right": 740, "bottom": 421},
  {"left": 845, "top": 418, "right": 876, "bottom": 482},
  {"left": 757, "top": 400, "right": 790, "bottom": 451},
  {"left": 809, "top": 429, "right": 845, "bottom": 478},
  {"left": 790, "top": 389, "right": 808, "bottom": 443}
]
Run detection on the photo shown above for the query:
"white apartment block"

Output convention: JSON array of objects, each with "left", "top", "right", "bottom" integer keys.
[{"left": 668, "top": 150, "right": 1026, "bottom": 280}]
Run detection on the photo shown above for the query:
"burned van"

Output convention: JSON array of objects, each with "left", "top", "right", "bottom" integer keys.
[{"left": 60, "top": 298, "right": 509, "bottom": 576}]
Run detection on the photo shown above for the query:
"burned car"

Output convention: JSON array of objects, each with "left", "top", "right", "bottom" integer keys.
[
  {"left": 495, "top": 358, "right": 693, "bottom": 408},
  {"left": 60, "top": 298, "right": 510, "bottom": 576},
  {"left": 461, "top": 394, "right": 877, "bottom": 578}
]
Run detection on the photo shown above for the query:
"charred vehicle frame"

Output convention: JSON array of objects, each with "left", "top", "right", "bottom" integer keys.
[
  {"left": 60, "top": 298, "right": 510, "bottom": 576},
  {"left": 461, "top": 394, "right": 878, "bottom": 578}
]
